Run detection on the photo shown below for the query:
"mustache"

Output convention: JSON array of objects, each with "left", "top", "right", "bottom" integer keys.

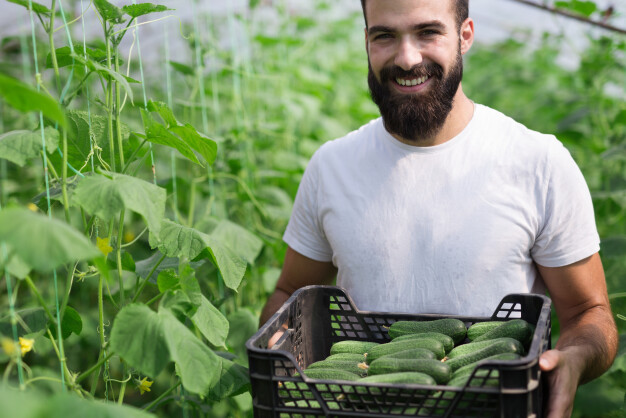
[{"left": 379, "top": 63, "right": 444, "bottom": 82}]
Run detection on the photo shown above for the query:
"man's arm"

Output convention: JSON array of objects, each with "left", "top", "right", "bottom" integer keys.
[
  {"left": 537, "top": 252, "right": 618, "bottom": 418},
  {"left": 259, "top": 246, "right": 337, "bottom": 327}
]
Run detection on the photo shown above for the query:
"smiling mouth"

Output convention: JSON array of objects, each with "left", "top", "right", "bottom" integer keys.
[{"left": 395, "top": 75, "right": 429, "bottom": 87}]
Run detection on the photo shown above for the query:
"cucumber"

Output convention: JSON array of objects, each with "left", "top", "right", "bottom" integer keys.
[
  {"left": 376, "top": 347, "right": 436, "bottom": 362},
  {"left": 325, "top": 353, "right": 366, "bottom": 362},
  {"left": 445, "top": 339, "right": 525, "bottom": 372},
  {"left": 388, "top": 318, "right": 467, "bottom": 344},
  {"left": 447, "top": 371, "right": 499, "bottom": 388},
  {"left": 366, "top": 338, "right": 445, "bottom": 363},
  {"left": 301, "top": 368, "right": 361, "bottom": 381},
  {"left": 367, "top": 357, "right": 452, "bottom": 384},
  {"left": 447, "top": 337, "right": 523, "bottom": 359},
  {"left": 472, "top": 319, "right": 534, "bottom": 346},
  {"left": 329, "top": 340, "right": 379, "bottom": 355},
  {"left": 466, "top": 321, "right": 506, "bottom": 341},
  {"left": 307, "top": 360, "right": 369, "bottom": 377},
  {"left": 451, "top": 352, "right": 520, "bottom": 380},
  {"left": 359, "top": 371, "right": 436, "bottom": 385},
  {"left": 391, "top": 332, "right": 455, "bottom": 353}
]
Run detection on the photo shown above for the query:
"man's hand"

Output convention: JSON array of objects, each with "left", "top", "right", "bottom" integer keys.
[
  {"left": 537, "top": 253, "right": 618, "bottom": 418},
  {"left": 539, "top": 346, "right": 587, "bottom": 417}
]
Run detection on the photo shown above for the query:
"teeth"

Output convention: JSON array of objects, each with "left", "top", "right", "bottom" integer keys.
[{"left": 395, "top": 75, "right": 429, "bottom": 87}]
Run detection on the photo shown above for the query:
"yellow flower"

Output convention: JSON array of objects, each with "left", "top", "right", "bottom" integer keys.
[
  {"left": 138, "top": 377, "right": 153, "bottom": 395},
  {"left": 27, "top": 203, "right": 38, "bottom": 212},
  {"left": 96, "top": 236, "right": 113, "bottom": 257},
  {"left": 19, "top": 337, "right": 34, "bottom": 356},
  {"left": 1, "top": 337, "right": 16, "bottom": 356}
]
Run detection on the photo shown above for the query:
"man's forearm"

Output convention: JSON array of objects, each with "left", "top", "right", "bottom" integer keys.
[
  {"left": 259, "top": 288, "right": 292, "bottom": 327},
  {"left": 556, "top": 304, "right": 618, "bottom": 383}
]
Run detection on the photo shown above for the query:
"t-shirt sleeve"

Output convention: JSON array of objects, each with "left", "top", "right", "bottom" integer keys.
[
  {"left": 283, "top": 150, "right": 334, "bottom": 262},
  {"left": 531, "top": 140, "right": 600, "bottom": 267}
]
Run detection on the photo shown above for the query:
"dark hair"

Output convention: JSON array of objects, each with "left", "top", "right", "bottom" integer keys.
[{"left": 360, "top": 0, "right": 469, "bottom": 31}]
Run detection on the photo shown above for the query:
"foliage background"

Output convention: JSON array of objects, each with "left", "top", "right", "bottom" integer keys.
[{"left": 0, "top": 0, "right": 624, "bottom": 416}]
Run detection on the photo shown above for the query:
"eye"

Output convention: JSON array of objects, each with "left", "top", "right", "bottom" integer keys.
[{"left": 373, "top": 33, "right": 394, "bottom": 41}]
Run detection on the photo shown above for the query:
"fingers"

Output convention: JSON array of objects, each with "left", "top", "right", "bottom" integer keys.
[{"left": 539, "top": 349, "right": 562, "bottom": 372}]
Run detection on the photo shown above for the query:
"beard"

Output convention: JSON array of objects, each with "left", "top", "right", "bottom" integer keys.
[{"left": 368, "top": 48, "right": 464, "bottom": 143}]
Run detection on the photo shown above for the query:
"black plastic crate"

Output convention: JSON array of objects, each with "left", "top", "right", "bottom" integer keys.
[{"left": 247, "top": 286, "right": 551, "bottom": 418}]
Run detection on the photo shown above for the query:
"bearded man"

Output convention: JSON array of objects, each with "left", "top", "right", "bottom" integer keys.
[{"left": 260, "top": 1, "right": 617, "bottom": 416}]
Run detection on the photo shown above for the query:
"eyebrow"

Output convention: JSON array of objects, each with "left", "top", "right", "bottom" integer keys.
[{"left": 368, "top": 20, "right": 447, "bottom": 36}]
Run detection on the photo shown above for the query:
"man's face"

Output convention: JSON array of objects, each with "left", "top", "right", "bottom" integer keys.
[{"left": 365, "top": 0, "right": 466, "bottom": 143}]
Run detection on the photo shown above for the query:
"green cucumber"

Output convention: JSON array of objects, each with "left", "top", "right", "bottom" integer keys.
[
  {"left": 447, "top": 371, "right": 499, "bottom": 388},
  {"left": 301, "top": 368, "right": 361, "bottom": 381},
  {"left": 472, "top": 319, "right": 534, "bottom": 346},
  {"left": 447, "top": 337, "right": 523, "bottom": 359},
  {"left": 367, "top": 357, "right": 452, "bottom": 384},
  {"left": 325, "top": 353, "right": 366, "bottom": 362},
  {"left": 377, "top": 347, "right": 436, "bottom": 362},
  {"left": 445, "top": 339, "right": 525, "bottom": 372},
  {"left": 307, "top": 360, "right": 369, "bottom": 377},
  {"left": 329, "top": 340, "right": 379, "bottom": 355},
  {"left": 451, "top": 352, "right": 521, "bottom": 380},
  {"left": 391, "top": 332, "right": 455, "bottom": 353},
  {"left": 467, "top": 321, "right": 506, "bottom": 341},
  {"left": 388, "top": 318, "right": 467, "bottom": 343},
  {"left": 359, "top": 371, "right": 436, "bottom": 385},
  {"left": 366, "top": 338, "right": 445, "bottom": 363}
]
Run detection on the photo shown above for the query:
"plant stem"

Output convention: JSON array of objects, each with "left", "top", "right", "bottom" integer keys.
[
  {"left": 114, "top": 48, "right": 125, "bottom": 169},
  {"left": 116, "top": 210, "right": 126, "bottom": 305},
  {"left": 76, "top": 351, "right": 114, "bottom": 384},
  {"left": 61, "top": 127, "right": 70, "bottom": 223},
  {"left": 132, "top": 253, "right": 166, "bottom": 303},
  {"left": 122, "top": 136, "right": 148, "bottom": 174},
  {"left": 45, "top": 154, "right": 60, "bottom": 180},
  {"left": 118, "top": 364, "right": 128, "bottom": 404},
  {"left": 91, "top": 272, "right": 106, "bottom": 396},
  {"left": 48, "top": 0, "right": 61, "bottom": 93},
  {"left": 143, "top": 381, "right": 181, "bottom": 411},
  {"left": 45, "top": 327, "right": 75, "bottom": 391},
  {"left": 105, "top": 28, "right": 116, "bottom": 172},
  {"left": 58, "top": 263, "right": 77, "bottom": 324},
  {"left": 145, "top": 292, "right": 164, "bottom": 307}
]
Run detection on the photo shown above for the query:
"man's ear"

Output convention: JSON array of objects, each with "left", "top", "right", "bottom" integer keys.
[{"left": 460, "top": 18, "right": 474, "bottom": 55}]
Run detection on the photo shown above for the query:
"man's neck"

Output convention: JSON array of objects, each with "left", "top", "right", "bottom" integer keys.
[{"left": 391, "top": 85, "right": 475, "bottom": 147}]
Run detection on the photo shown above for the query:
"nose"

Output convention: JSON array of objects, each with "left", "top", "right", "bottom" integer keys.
[{"left": 394, "top": 37, "right": 422, "bottom": 71}]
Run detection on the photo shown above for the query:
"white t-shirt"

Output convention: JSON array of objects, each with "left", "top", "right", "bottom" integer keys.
[{"left": 283, "top": 104, "right": 600, "bottom": 317}]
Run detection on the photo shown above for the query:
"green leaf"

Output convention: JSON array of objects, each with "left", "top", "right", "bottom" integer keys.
[
  {"left": 0, "top": 308, "right": 48, "bottom": 336},
  {"left": 110, "top": 304, "right": 223, "bottom": 395},
  {"left": 48, "top": 306, "right": 82, "bottom": 340},
  {"left": 0, "top": 127, "right": 59, "bottom": 166},
  {"left": 157, "top": 269, "right": 179, "bottom": 293},
  {"left": 169, "top": 61, "right": 195, "bottom": 76},
  {"left": 121, "top": 3, "right": 172, "bottom": 18},
  {"left": 206, "top": 357, "right": 250, "bottom": 401},
  {"left": 191, "top": 295, "right": 229, "bottom": 347},
  {"left": 71, "top": 172, "right": 166, "bottom": 236},
  {"left": 554, "top": 0, "right": 597, "bottom": 17},
  {"left": 109, "top": 304, "right": 169, "bottom": 378},
  {"left": 168, "top": 124, "right": 217, "bottom": 166},
  {"left": 72, "top": 53, "right": 134, "bottom": 103},
  {"left": 6, "top": 0, "right": 50, "bottom": 14},
  {"left": 0, "top": 386, "right": 155, "bottom": 418},
  {"left": 0, "top": 73, "right": 67, "bottom": 129},
  {"left": 141, "top": 110, "right": 201, "bottom": 165},
  {"left": 94, "top": 0, "right": 125, "bottom": 23},
  {"left": 150, "top": 220, "right": 247, "bottom": 291},
  {"left": 209, "top": 219, "right": 263, "bottom": 264},
  {"left": 262, "top": 268, "right": 281, "bottom": 293},
  {"left": 147, "top": 100, "right": 177, "bottom": 127},
  {"left": 0, "top": 208, "right": 101, "bottom": 272},
  {"left": 160, "top": 290, "right": 194, "bottom": 321},
  {"left": 226, "top": 309, "right": 258, "bottom": 363}
]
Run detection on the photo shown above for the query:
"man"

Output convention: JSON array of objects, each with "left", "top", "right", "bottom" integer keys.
[{"left": 260, "top": 0, "right": 618, "bottom": 416}]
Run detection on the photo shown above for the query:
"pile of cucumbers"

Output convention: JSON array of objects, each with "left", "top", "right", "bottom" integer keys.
[{"left": 301, "top": 318, "right": 535, "bottom": 388}]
